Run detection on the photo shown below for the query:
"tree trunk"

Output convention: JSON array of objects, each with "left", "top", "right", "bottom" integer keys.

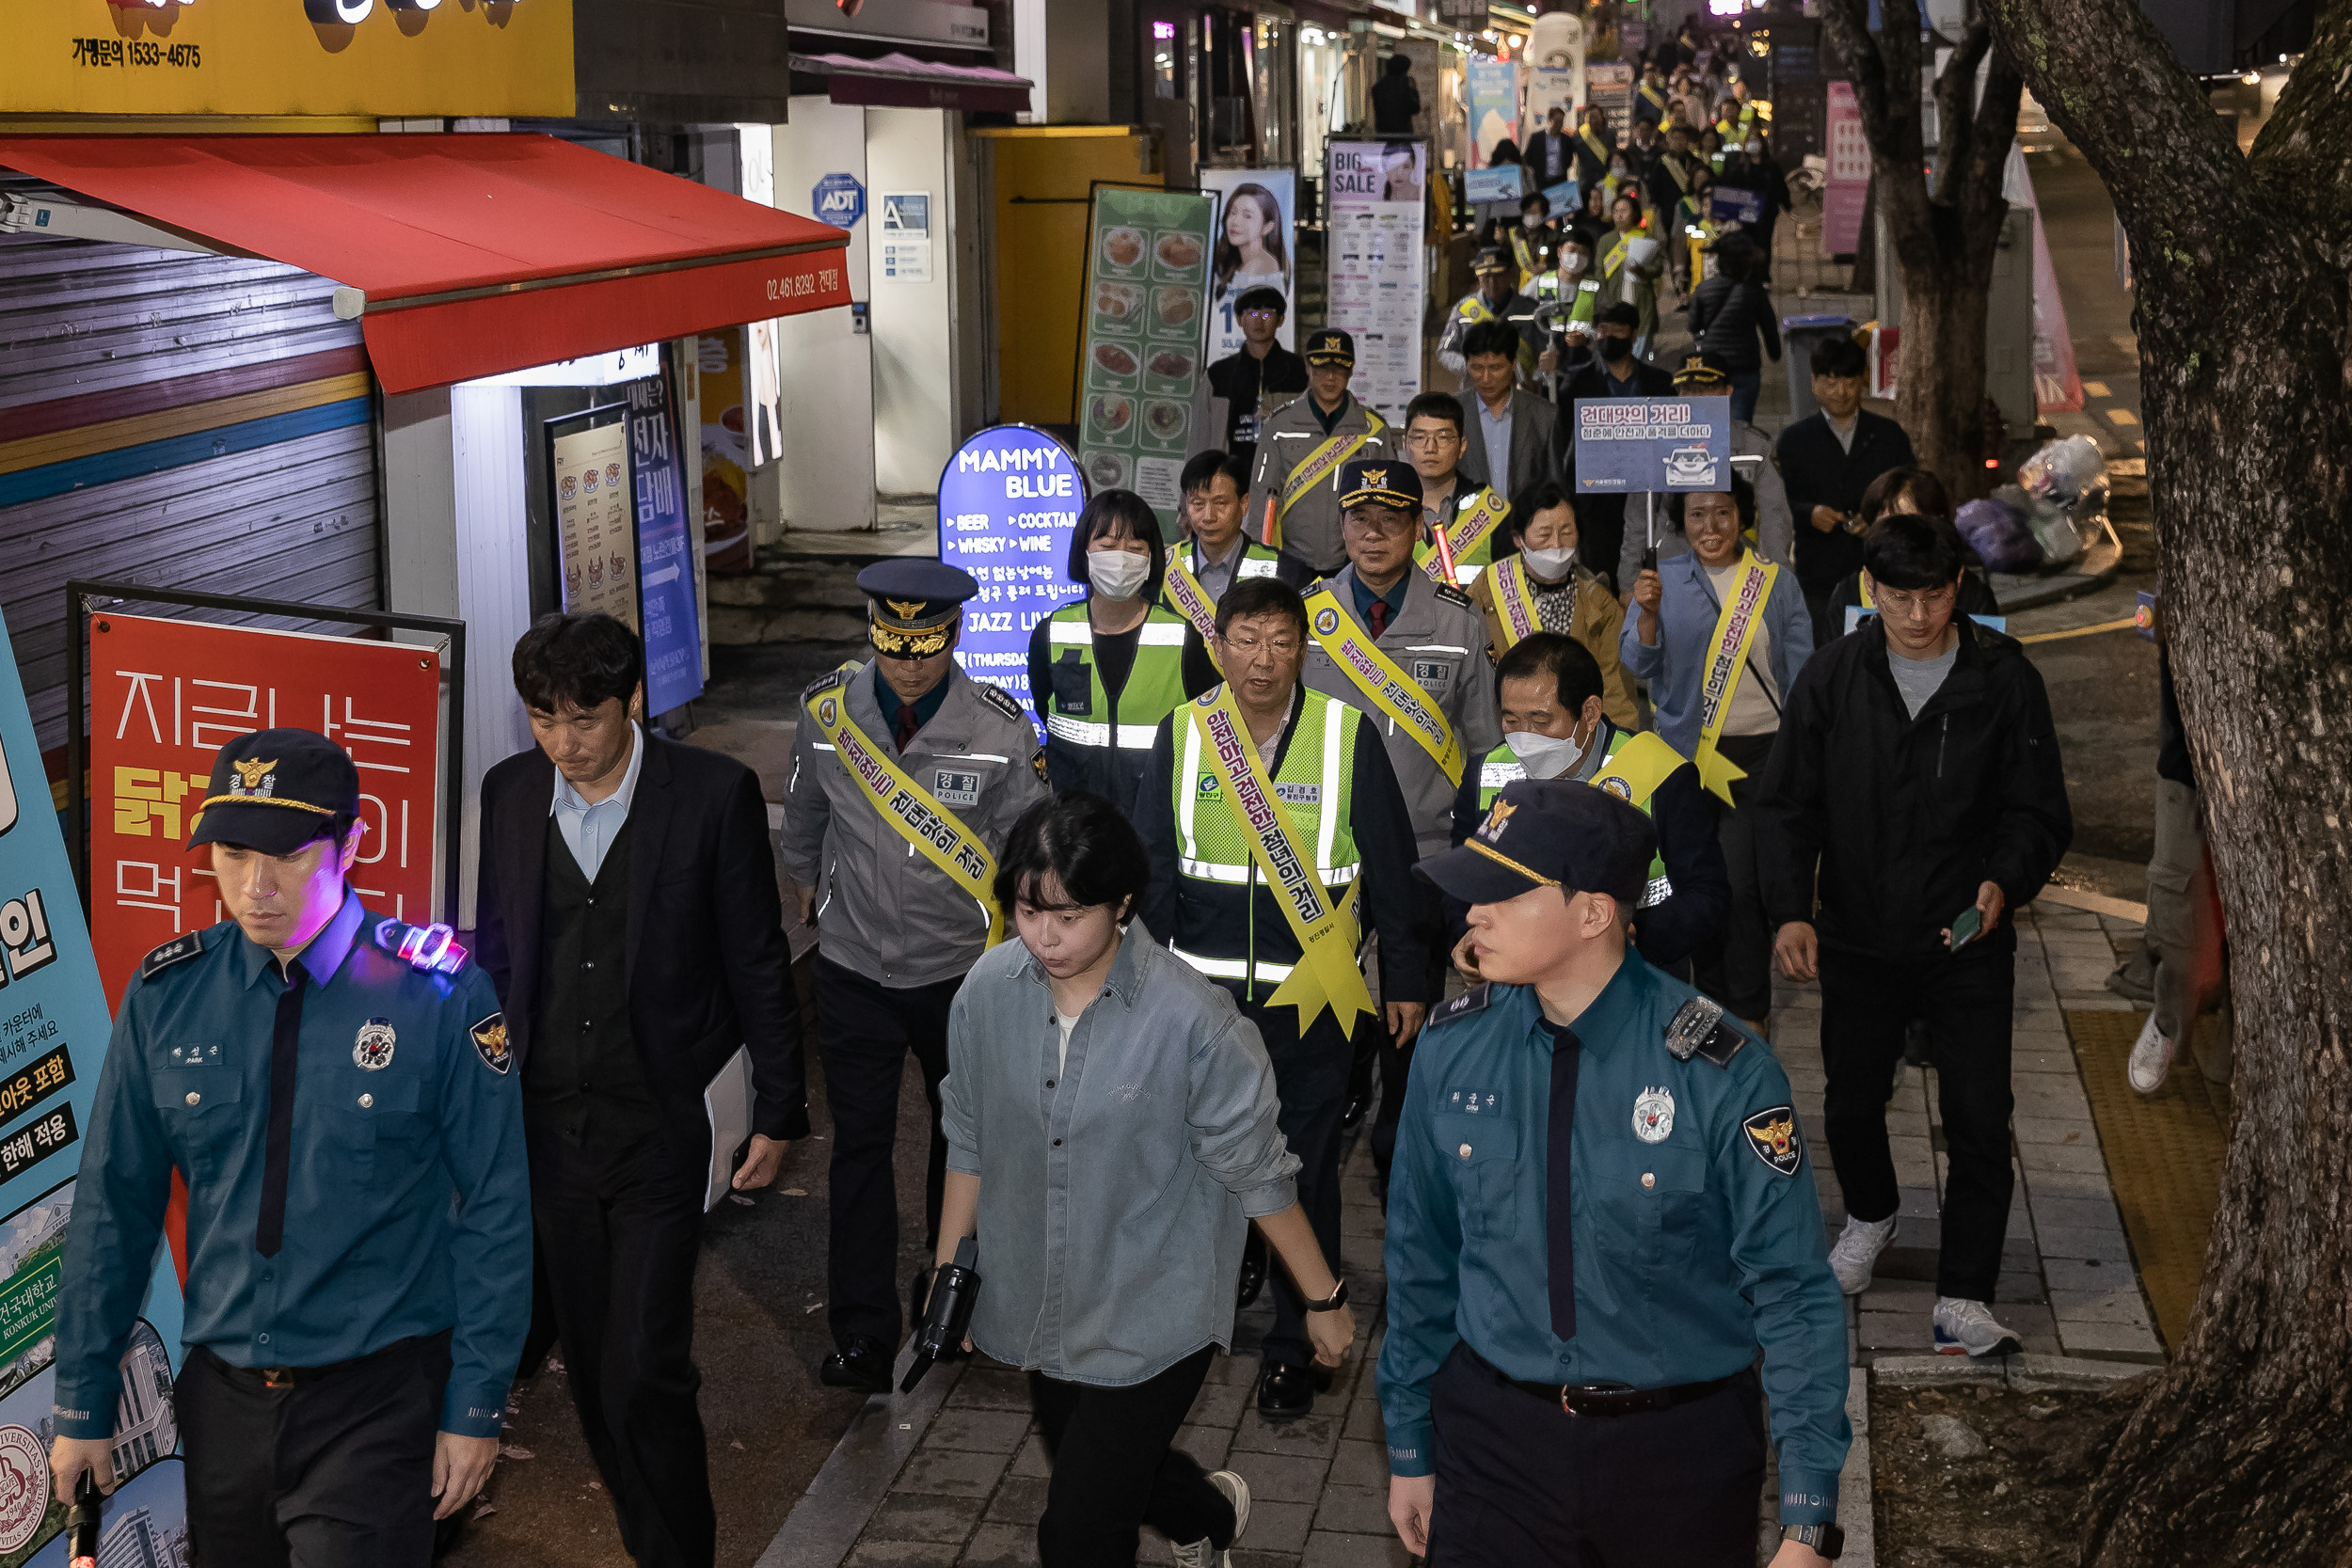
[
  {"left": 1891, "top": 248, "right": 1995, "bottom": 503},
  {"left": 1977, "top": 0, "right": 2352, "bottom": 1560}
]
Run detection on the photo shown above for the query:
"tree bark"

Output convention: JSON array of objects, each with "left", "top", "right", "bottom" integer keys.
[
  {"left": 1979, "top": 0, "right": 2352, "bottom": 1560},
  {"left": 1817, "top": 0, "right": 2022, "bottom": 501}
]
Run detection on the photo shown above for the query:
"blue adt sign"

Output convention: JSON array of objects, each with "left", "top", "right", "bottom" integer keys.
[
  {"left": 937, "top": 426, "right": 1089, "bottom": 742},
  {"left": 814, "top": 172, "right": 866, "bottom": 230},
  {"left": 1572, "top": 396, "right": 1733, "bottom": 493}
]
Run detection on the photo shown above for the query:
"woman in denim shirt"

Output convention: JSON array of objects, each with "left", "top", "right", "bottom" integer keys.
[{"left": 937, "top": 793, "right": 1356, "bottom": 1567}]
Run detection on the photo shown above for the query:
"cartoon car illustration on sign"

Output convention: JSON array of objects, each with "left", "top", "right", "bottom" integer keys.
[{"left": 1662, "top": 444, "right": 1718, "bottom": 488}]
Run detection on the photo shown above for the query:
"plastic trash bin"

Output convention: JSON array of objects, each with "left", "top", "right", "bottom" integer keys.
[{"left": 1781, "top": 314, "right": 1855, "bottom": 421}]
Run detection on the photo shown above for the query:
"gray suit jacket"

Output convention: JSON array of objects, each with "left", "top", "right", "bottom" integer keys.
[{"left": 1456, "top": 388, "right": 1561, "bottom": 503}]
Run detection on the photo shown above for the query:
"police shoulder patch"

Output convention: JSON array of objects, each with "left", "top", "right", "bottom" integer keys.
[
  {"left": 1427, "top": 984, "right": 1493, "bottom": 1033},
  {"left": 973, "top": 680, "right": 1025, "bottom": 724},
  {"left": 140, "top": 933, "right": 204, "bottom": 979},
  {"left": 1432, "top": 582, "right": 1474, "bottom": 610},
  {"left": 1741, "top": 1104, "right": 1803, "bottom": 1177},
  {"left": 469, "top": 1012, "right": 511, "bottom": 1076},
  {"left": 803, "top": 667, "right": 852, "bottom": 701},
  {"left": 1663, "top": 994, "right": 1742, "bottom": 1068}
]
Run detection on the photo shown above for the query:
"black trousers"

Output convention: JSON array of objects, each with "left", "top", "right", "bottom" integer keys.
[
  {"left": 1030, "top": 1346, "right": 1234, "bottom": 1566},
  {"left": 1692, "top": 730, "right": 1778, "bottom": 1022},
  {"left": 1425, "top": 1346, "right": 1765, "bottom": 1568},
  {"left": 180, "top": 1333, "right": 448, "bottom": 1568},
  {"left": 1820, "top": 943, "right": 2016, "bottom": 1302},
  {"left": 530, "top": 1123, "right": 715, "bottom": 1568},
  {"left": 817, "top": 955, "right": 961, "bottom": 1347},
  {"left": 1235, "top": 995, "right": 1350, "bottom": 1370},
  {"left": 1370, "top": 890, "right": 1454, "bottom": 1186}
]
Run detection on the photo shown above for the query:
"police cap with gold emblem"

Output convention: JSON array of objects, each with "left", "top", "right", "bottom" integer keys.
[
  {"left": 1471, "top": 244, "right": 1514, "bottom": 277},
  {"left": 1413, "top": 778, "right": 1655, "bottom": 910},
  {"left": 187, "top": 727, "right": 361, "bottom": 857},
  {"left": 1302, "top": 327, "right": 1356, "bottom": 368},
  {"left": 855, "top": 559, "right": 978, "bottom": 659},
  {"left": 1338, "top": 458, "right": 1422, "bottom": 514}
]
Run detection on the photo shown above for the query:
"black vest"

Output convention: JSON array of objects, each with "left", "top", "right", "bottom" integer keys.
[{"left": 527, "top": 813, "right": 660, "bottom": 1147}]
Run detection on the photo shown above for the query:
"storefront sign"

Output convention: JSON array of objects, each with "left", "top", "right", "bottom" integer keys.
[
  {"left": 1572, "top": 397, "right": 1732, "bottom": 492},
  {"left": 1466, "top": 57, "right": 1518, "bottom": 166},
  {"left": 937, "top": 426, "right": 1089, "bottom": 739},
  {"left": 10, "top": 0, "right": 573, "bottom": 117},
  {"left": 549, "top": 407, "right": 642, "bottom": 628},
  {"left": 1823, "top": 81, "right": 1870, "bottom": 255},
  {"left": 1584, "top": 61, "right": 1634, "bottom": 140},
  {"left": 0, "top": 603, "right": 185, "bottom": 1563},
  {"left": 695, "top": 329, "right": 756, "bottom": 573},
  {"left": 1076, "top": 185, "right": 1215, "bottom": 530},
  {"left": 89, "top": 616, "right": 445, "bottom": 1004},
  {"left": 814, "top": 172, "right": 867, "bottom": 230},
  {"left": 1200, "top": 169, "right": 1297, "bottom": 363},
  {"left": 1325, "top": 141, "right": 1426, "bottom": 426},
  {"left": 627, "top": 368, "right": 707, "bottom": 715}
]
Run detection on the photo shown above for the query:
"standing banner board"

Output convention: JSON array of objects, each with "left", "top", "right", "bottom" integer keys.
[
  {"left": 548, "top": 404, "right": 641, "bottom": 629},
  {"left": 1823, "top": 82, "right": 1870, "bottom": 256},
  {"left": 1200, "top": 170, "right": 1298, "bottom": 363},
  {"left": 625, "top": 370, "right": 707, "bottom": 714},
  {"left": 1584, "top": 62, "right": 1635, "bottom": 141},
  {"left": 1326, "top": 141, "right": 1427, "bottom": 426},
  {"left": 1077, "top": 186, "right": 1215, "bottom": 531},
  {"left": 1466, "top": 57, "right": 1518, "bottom": 166},
  {"left": 937, "top": 426, "right": 1090, "bottom": 742},
  {"left": 2004, "top": 146, "right": 2083, "bottom": 414},
  {"left": 0, "top": 604, "right": 187, "bottom": 1564},
  {"left": 1572, "top": 397, "right": 1734, "bottom": 492},
  {"left": 1524, "top": 67, "right": 1581, "bottom": 135},
  {"left": 89, "top": 620, "right": 445, "bottom": 1007},
  {"left": 1464, "top": 165, "right": 1525, "bottom": 206}
]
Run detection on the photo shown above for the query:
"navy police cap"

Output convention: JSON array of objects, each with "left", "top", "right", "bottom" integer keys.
[
  {"left": 857, "top": 559, "right": 978, "bottom": 658},
  {"left": 1338, "top": 459, "right": 1422, "bottom": 514},
  {"left": 1303, "top": 328, "right": 1355, "bottom": 368},
  {"left": 187, "top": 728, "right": 361, "bottom": 857},
  {"left": 1415, "top": 778, "right": 1656, "bottom": 911}
]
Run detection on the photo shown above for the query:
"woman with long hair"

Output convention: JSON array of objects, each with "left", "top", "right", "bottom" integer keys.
[{"left": 1212, "top": 182, "right": 1291, "bottom": 309}]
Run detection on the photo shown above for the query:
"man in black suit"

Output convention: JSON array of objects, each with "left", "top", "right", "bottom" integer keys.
[
  {"left": 1520, "top": 104, "right": 1576, "bottom": 192},
  {"left": 1772, "top": 333, "right": 1917, "bottom": 642},
  {"left": 475, "top": 611, "right": 806, "bottom": 1568},
  {"left": 1455, "top": 318, "right": 1563, "bottom": 504},
  {"left": 1556, "top": 303, "right": 1677, "bottom": 595}
]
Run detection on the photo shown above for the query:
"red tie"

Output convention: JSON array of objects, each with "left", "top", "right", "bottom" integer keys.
[
  {"left": 895, "top": 703, "right": 920, "bottom": 752},
  {"left": 1367, "top": 600, "right": 1391, "bottom": 639}
]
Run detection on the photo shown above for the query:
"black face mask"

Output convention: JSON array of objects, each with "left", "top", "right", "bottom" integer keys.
[{"left": 1600, "top": 336, "right": 1634, "bottom": 363}]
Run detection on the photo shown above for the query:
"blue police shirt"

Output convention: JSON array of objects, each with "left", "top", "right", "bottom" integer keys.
[
  {"left": 1377, "top": 951, "right": 1850, "bottom": 1526},
  {"left": 54, "top": 892, "right": 530, "bottom": 1440}
]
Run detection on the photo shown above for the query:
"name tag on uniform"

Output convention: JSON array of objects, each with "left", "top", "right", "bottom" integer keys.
[
  {"left": 1274, "top": 782, "right": 1320, "bottom": 806},
  {"left": 167, "top": 1044, "right": 222, "bottom": 1069},
  {"left": 1412, "top": 659, "right": 1454, "bottom": 691},
  {"left": 1444, "top": 1086, "right": 1500, "bottom": 1116},
  {"left": 933, "top": 770, "right": 981, "bottom": 808}
]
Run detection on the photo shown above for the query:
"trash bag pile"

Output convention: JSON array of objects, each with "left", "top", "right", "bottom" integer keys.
[{"left": 1953, "top": 436, "right": 2107, "bottom": 575}]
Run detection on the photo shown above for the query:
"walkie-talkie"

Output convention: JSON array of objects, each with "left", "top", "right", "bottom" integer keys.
[{"left": 67, "top": 1473, "right": 103, "bottom": 1568}]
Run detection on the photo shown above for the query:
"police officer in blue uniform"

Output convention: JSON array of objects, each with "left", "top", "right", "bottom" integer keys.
[
  {"left": 52, "top": 728, "right": 530, "bottom": 1565},
  {"left": 1379, "top": 780, "right": 1850, "bottom": 1566}
]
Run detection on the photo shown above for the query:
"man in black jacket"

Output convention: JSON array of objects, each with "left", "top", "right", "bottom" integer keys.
[
  {"left": 1556, "top": 304, "right": 1676, "bottom": 595},
  {"left": 1772, "top": 333, "right": 1915, "bottom": 643},
  {"left": 475, "top": 612, "right": 806, "bottom": 1568},
  {"left": 1756, "top": 515, "right": 2071, "bottom": 1361}
]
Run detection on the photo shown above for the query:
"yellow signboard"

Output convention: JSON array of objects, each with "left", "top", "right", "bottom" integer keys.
[{"left": 7, "top": 0, "right": 575, "bottom": 119}]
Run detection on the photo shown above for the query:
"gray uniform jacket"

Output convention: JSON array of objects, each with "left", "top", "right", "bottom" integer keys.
[
  {"left": 1618, "top": 420, "right": 1795, "bottom": 588},
  {"left": 782, "top": 661, "right": 1049, "bottom": 989},
  {"left": 1247, "top": 392, "right": 1391, "bottom": 578},
  {"left": 940, "top": 925, "right": 1299, "bottom": 1386},
  {"left": 1303, "top": 565, "right": 1505, "bottom": 858}
]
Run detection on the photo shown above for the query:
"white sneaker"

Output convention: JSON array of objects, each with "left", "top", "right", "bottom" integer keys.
[
  {"left": 2127, "top": 1011, "right": 2174, "bottom": 1096},
  {"left": 1826, "top": 1213, "right": 1899, "bottom": 1296},
  {"left": 1171, "top": 1470, "right": 1252, "bottom": 1567},
  {"left": 1932, "top": 1296, "right": 2023, "bottom": 1357}
]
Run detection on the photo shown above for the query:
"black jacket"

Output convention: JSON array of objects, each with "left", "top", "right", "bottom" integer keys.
[
  {"left": 1373, "top": 73, "right": 1422, "bottom": 135},
  {"left": 1773, "top": 409, "right": 1916, "bottom": 598},
  {"left": 1686, "top": 275, "right": 1782, "bottom": 375},
  {"left": 474, "top": 729, "right": 809, "bottom": 1164},
  {"left": 1558, "top": 357, "right": 1677, "bottom": 595},
  {"left": 1755, "top": 619, "right": 2072, "bottom": 962}
]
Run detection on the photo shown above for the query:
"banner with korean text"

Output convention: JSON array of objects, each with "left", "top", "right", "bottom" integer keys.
[
  {"left": 1572, "top": 397, "right": 1733, "bottom": 492},
  {"left": 0, "top": 603, "right": 185, "bottom": 1564},
  {"left": 88, "top": 618, "right": 442, "bottom": 1009}
]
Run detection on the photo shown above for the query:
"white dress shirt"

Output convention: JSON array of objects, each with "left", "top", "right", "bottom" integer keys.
[{"left": 549, "top": 723, "right": 645, "bottom": 880}]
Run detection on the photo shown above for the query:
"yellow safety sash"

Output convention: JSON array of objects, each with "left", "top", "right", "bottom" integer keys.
[
  {"left": 1693, "top": 556, "right": 1776, "bottom": 805},
  {"left": 1188, "top": 686, "right": 1375, "bottom": 1036},
  {"left": 1860, "top": 574, "right": 1875, "bottom": 610},
  {"left": 1640, "top": 82, "right": 1668, "bottom": 113},
  {"left": 1581, "top": 125, "right": 1611, "bottom": 166},
  {"left": 1488, "top": 553, "right": 1550, "bottom": 647},
  {"left": 1421, "top": 489, "right": 1510, "bottom": 586},
  {"left": 1163, "top": 549, "right": 1219, "bottom": 641},
  {"left": 1601, "top": 228, "right": 1632, "bottom": 279},
  {"left": 1590, "top": 730, "right": 1685, "bottom": 806},
  {"left": 1301, "top": 585, "right": 1466, "bottom": 787},
  {"left": 1276, "top": 411, "right": 1386, "bottom": 525},
  {"left": 805, "top": 664, "right": 1006, "bottom": 946}
]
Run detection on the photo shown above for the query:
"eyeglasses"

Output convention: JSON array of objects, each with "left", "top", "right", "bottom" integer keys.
[
  {"left": 1220, "top": 634, "right": 1301, "bottom": 659},
  {"left": 1872, "top": 583, "right": 1959, "bottom": 617},
  {"left": 1403, "top": 430, "right": 1461, "bottom": 451}
]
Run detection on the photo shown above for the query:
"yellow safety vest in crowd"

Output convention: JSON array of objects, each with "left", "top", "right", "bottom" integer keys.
[
  {"left": 1476, "top": 727, "right": 1683, "bottom": 906},
  {"left": 1040, "top": 604, "right": 1190, "bottom": 754}
]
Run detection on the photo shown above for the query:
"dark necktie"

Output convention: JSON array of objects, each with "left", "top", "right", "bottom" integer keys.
[
  {"left": 257, "top": 958, "right": 309, "bottom": 1259},
  {"left": 894, "top": 701, "right": 921, "bottom": 752},
  {"left": 1367, "top": 599, "right": 1391, "bottom": 639},
  {"left": 1546, "top": 1022, "right": 1582, "bottom": 1339}
]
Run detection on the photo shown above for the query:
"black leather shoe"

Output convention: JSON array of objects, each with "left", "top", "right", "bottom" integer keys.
[
  {"left": 1256, "top": 1361, "right": 1314, "bottom": 1418},
  {"left": 1236, "top": 1233, "right": 1268, "bottom": 1309},
  {"left": 819, "top": 1335, "right": 894, "bottom": 1394}
]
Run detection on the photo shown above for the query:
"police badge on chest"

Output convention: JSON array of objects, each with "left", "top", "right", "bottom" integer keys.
[{"left": 354, "top": 1018, "right": 396, "bottom": 1070}]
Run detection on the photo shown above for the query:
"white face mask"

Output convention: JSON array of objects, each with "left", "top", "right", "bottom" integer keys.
[
  {"left": 1520, "top": 544, "right": 1576, "bottom": 580},
  {"left": 1745, "top": 141, "right": 1764, "bottom": 156},
  {"left": 1522, "top": 213, "right": 1544, "bottom": 230},
  {"left": 1562, "top": 253, "right": 1588, "bottom": 275},
  {"left": 1506, "top": 726, "right": 1588, "bottom": 780},
  {"left": 1089, "top": 548, "right": 1152, "bottom": 601}
]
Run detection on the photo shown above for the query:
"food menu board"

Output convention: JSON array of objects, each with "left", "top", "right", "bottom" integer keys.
[
  {"left": 1076, "top": 185, "right": 1216, "bottom": 532},
  {"left": 1325, "top": 141, "right": 1428, "bottom": 426},
  {"left": 548, "top": 407, "right": 642, "bottom": 629}
]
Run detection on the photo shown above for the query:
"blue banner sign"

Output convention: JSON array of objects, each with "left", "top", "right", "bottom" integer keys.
[
  {"left": 1464, "top": 165, "right": 1524, "bottom": 204},
  {"left": 1710, "top": 187, "right": 1765, "bottom": 225},
  {"left": 937, "top": 425, "right": 1089, "bottom": 740},
  {"left": 1572, "top": 396, "right": 1733, "bottom": 493},
  {"left": 627, "top": 367, "right": 705, "bottom": 715}
]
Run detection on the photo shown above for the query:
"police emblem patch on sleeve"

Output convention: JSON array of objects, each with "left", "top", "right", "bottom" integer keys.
[
  {"left": 1741, "top": 1105, "right": 1804, "bottom": 1176},
  {"left": 470, "top": 1012, "right": 511, "bottom": 1076},
  {"left": 353, "top": 1019, "right": 397, "bottom": 1070}
]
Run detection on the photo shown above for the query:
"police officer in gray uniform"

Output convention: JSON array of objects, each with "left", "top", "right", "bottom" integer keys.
[
  {"left": 1380, "top": 781, "right": 1851, "bottom": 1566},
  {"left": 1247, "top": 328, "right": 1394, "bottom": 577},
  {"left": 783, "top": 560, "right": 1049, "bottom": 1392},
  {"left": 53, "top": 728, "right": 529, "bottom": 1565}
]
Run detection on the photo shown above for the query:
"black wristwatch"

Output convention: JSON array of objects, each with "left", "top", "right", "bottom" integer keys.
[
  {"left": 1783, "top": 1523, "right": 1844, "bottom": 1560},
  {"left": 1305, "top": 1280, "right": 1349, "bottom": 1313}
]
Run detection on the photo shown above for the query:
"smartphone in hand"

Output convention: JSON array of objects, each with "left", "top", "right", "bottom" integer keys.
[{"left": 1947, "top": 906, "right": 1983, "bottom": 952}]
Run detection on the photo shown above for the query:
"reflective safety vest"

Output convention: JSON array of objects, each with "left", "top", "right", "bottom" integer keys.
[
  {"left": 1172, "top": 538, "right": 1282, "bottom": 604},
  {"left": 1475, "top": 727, "right": 1681, "bottom": 909},
  {"left": 1170, "top": 687, "right": 1365, "bottom": 990},
  {"left": 1042, "top": 604, "right": 1190, "bottom": 754}
]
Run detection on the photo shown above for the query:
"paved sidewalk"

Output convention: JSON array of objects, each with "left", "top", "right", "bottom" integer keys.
[{"left": 777, "top": 904, "right": 2165, "bottom": 1568}]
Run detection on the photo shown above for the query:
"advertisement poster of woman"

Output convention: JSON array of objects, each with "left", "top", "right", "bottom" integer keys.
[{"left": 1200, "top": 171, "right": 1296, "bottom": 361}]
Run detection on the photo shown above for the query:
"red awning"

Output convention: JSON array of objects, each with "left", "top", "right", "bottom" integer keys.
[
  {"left": 790, "top": 52, "right": 1033, "bottom": 113},
  {"left": 0, "top": 135, "right": 852, "bottom": 394}
]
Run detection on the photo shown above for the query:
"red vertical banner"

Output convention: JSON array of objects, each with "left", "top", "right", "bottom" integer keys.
[
  {"left": 1822, "top": 82, "right": 1870, "bottom": 257},
  {"left": 87, "top": 615, "right": 443, "bottom": 1007}
]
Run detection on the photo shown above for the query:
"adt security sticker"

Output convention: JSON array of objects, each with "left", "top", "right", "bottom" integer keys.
[{"left": 814, "top": 172, "right": 866, "bottom": 230}]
